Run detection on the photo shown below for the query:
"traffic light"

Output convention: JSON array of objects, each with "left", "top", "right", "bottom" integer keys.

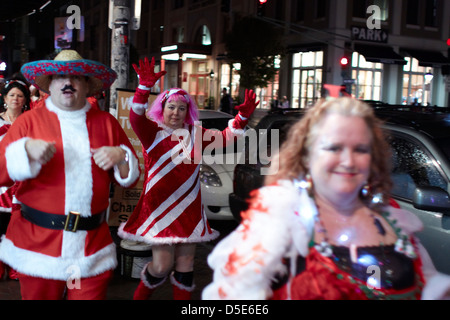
[
  {"left": 340, "top": 52, "right": 352, "bottom": 95},
  {"left": 340, "top": 56, "right": 349, "bottom": 68},
  {"left": 257, "top": 0, "right": 267, "bottom": 16},
  {"left": 443, "top": 39, "right": 450, "bottom": 76},
  {"left": 340, "top": 55, "right": 351, "bottom": 79}
]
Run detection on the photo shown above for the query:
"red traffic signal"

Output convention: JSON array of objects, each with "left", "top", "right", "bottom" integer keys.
[
  {"left": 340, "top": 57, "right": 349, "bottom": 67},
  {"left": 257, "top": 0, "right": 267, "bottom": 16},
  {"left": 447, "top": 38, "right": 450, "bottom": 46}
]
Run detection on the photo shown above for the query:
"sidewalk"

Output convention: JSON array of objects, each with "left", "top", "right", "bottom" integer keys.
[{"left": 0, "top": 220, "right": 237, "bottom": 300}]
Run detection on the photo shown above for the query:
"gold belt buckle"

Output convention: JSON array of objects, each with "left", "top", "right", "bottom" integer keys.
[{"left": 64, "top": 211, "right": 81, "bottom": 232}]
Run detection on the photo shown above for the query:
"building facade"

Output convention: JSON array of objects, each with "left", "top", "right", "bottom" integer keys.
[
  {"left": 134, "top": 0, "right": 450, "bottom": 109},
  {"left": 3, "top": 0, "right": 450, "bottom": 109}
]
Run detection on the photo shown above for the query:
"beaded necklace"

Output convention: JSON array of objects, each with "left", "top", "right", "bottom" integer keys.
[{"left": 314, "top": 206, "right": 417, "bottom": 260}]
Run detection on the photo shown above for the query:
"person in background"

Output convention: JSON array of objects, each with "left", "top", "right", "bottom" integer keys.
[
  {"left": 279, "top": 96, "right": 289, "bottom": 109},
  {"left": 203, "top": 97, "right": 450, "bottom": 300},
  {"left": 219, "top": 87, "right": 233, "bottom": 114},
  {"left": 0, "top": 77, "right": 31, "bottom": 280},
  {"left": 0, "top": 50, "right": 140, "bottom": 300},
  {"left": 119, "top": 57, "right": 259, "bottom": 300}
]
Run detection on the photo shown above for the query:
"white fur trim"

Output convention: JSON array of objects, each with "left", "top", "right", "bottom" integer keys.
[
  {"left": 228, "top": 119, "right": 245, "bottom": 136},
  {"left": 128, "top": 97, "right": 147, "bottom": 115},
  {"left": 0, "top": 236, "right": 117, "bottom": 281},
  {"left": 48, "top": 97, "right": 98, "bottom": 267},
  {"left": 5, "top": 137, "right": 42, "bottom": 181},
  {"left": 140, "top": 263, "right": 167, "bottom": 289},
  {"left": 118, "top": 222, "right": 220, "bottom": 245},
  {"left": 202, "top": 180, "right": 317, "bottom": 300},
  {"left": 138, "top": 85, "right": 151, "bottom": 91},
  {"left": 55, "top": 100, "right": 93, "bottom": 218},
  {"left": 170, "top": 272, "right": 195, "bottom": 292},
  {"left": 46, "top": 97, "right": 91, "bottom": 118},
  {"left": 114, "top": 145, "right": 140, "bottom": 187}
]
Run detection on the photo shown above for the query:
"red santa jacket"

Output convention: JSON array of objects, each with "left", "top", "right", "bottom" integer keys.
[{"left": 0, "top": 98, "right": 140, "bottom": 280}]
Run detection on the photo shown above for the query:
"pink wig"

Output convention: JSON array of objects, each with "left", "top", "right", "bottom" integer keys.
[{"left": 147, "top": 88, "right": 199, "bottom": 125}]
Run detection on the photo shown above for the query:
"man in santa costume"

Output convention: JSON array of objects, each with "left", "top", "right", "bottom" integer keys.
[{"left": 0, "top": 50, "right": 140, "bottom": 299}]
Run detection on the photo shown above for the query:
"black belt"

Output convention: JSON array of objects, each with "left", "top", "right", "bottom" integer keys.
[{"left": 21, "top": 204, "right": 107, "bottom": 232}]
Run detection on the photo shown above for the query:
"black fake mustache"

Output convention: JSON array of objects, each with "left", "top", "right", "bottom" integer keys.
[{"left": 61, "top": 85, "right": 76, "bottom": 93}]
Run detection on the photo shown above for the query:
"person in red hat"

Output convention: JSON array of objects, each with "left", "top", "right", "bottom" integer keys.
[
  {"left": 0, "top": 50, "right": 140, "bottom": 300},
  {"left": 119, "top": 57, "right": 259, "bottom": 300}
]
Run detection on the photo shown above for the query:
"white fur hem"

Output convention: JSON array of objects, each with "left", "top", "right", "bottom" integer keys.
[
  {"left": 0, "top": 236, "right": 117, "bottom": 281},
  {"left": 5, "top": 137, "right": 42, "bottom": 181},
  {"left": 114, "top": 144, "right": 140, "bottom": 187},
  {"left": 118, "top": 222, "right": 219, "bottom": 245}
]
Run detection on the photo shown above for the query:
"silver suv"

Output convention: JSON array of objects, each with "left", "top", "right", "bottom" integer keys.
[{"left": 377, "top": 108, "right": 450, "bottom": 274}]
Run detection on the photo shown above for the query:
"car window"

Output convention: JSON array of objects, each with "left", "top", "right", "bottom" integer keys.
[
  {"left": 200, "top": 118, "right": 231, "bottom": 131},
  {"left": 255, "top": 119, "right": 295, "bottom": 164},
  {"left": 390, "top": 135, "right": 447, "bottom": 200}
]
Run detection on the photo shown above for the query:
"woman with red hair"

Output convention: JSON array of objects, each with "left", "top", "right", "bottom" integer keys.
[{"left": 119, "top": 57, "right": 259, "bottom": 300}]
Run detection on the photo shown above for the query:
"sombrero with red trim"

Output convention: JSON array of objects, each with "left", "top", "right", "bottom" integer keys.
[{"left": 21, "top": 50, "right": 117, "bottom": 97}]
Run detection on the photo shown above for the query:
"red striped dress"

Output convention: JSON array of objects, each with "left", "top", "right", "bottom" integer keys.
[
  {"left": 0, "top": 118, "right": 14, "bottom": 213},
  {"left": 119, "top": 108, "right": 241, "bottom": 245}
]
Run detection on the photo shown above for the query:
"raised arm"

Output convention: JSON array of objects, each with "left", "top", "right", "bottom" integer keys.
[
  {"left": 202, "top": 89, "right": 260, "bottom": 151},
  {"left": 129, "top": 57, "right": 167, "bottom": 149}
]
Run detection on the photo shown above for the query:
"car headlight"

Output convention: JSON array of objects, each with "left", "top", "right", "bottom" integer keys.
[{"left": 200, "top": 165, "right": 222, "bottom": 187}]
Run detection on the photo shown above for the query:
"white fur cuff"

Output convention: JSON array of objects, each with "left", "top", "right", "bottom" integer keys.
[
  {"left": 228, "top": 119, "right": 245, "bottom": 136},
  {"left": 114, "top": 144, "right": 140, "bottom": 187},
  {"left": 128, "top": 97, "right": 148, "bottom": 116},
  {"left": 5, "top": 137, "right": 42, "bottom": 181}
]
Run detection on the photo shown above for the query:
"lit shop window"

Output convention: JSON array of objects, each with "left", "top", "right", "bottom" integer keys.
[
  {"left": 351, "top": 52, "right": 383, "bottom": 101},
  {"left": 402, "top": 57, "right": 434, "bottom": 105},
  {"left": 292, "top": 51, "right": 323, "bottom": 109}
]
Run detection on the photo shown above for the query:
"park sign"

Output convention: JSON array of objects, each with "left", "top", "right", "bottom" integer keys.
[{"left": 351, "top": 26, "right": 388, "bottom": 44}]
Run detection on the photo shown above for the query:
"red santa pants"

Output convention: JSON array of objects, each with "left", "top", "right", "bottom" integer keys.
[{"left": 18, "top": 270, "right": 114, "bottom": 300}]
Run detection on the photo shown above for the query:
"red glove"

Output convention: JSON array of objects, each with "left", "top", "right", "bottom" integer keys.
[
  {"left": 132, "top": 57, "right": 167, "bottom": 89},
  {"left": 234, "top": 89, "right": 259, "bottom": 119},
  {"left": 232, "top": 89, "right": 259, "bottom": 130},
  {"left": 132, "top": 57, "right": 166, "bottom": 105}
]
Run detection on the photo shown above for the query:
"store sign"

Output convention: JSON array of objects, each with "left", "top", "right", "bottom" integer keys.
[{"left": 351, "top": 26, "right": 388, "bottom": 44}]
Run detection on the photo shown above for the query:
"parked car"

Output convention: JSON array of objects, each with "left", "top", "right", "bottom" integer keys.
[
  {"left": 230, "top": 106, "right": 450, "bottom": 274},
  {"left": 199, "top": 109, "right": 245, "bottom": 220},
  {"left": 229, "top": 108, "right": 304, "bottom": 221}
]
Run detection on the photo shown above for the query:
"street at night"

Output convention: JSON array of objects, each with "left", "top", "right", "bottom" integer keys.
[{"left": 0, "top": 0, "right": 450, "bottom": 304}]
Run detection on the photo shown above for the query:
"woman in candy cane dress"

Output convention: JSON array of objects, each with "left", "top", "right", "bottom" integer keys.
[{"left": 119, "top": 57, "right": 258, "bottom": 300}]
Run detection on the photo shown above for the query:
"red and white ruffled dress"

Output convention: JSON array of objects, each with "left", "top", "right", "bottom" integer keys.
[
  {"left": 202, "top": 180, "right": 450, "bottom": 300},
  {"left": 0, "top": 118, "right": 16, "bottom": 214},
  {"left": 119, "top": 105, "right": 244, "bottom": 245}
]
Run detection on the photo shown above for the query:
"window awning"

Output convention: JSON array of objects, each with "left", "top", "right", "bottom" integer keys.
[
  {"left": 354, "top": 44, "right": 407, "bottom": 65},
  {"left": 401, "top": 49, "right": 450, "bottom": 68}
]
